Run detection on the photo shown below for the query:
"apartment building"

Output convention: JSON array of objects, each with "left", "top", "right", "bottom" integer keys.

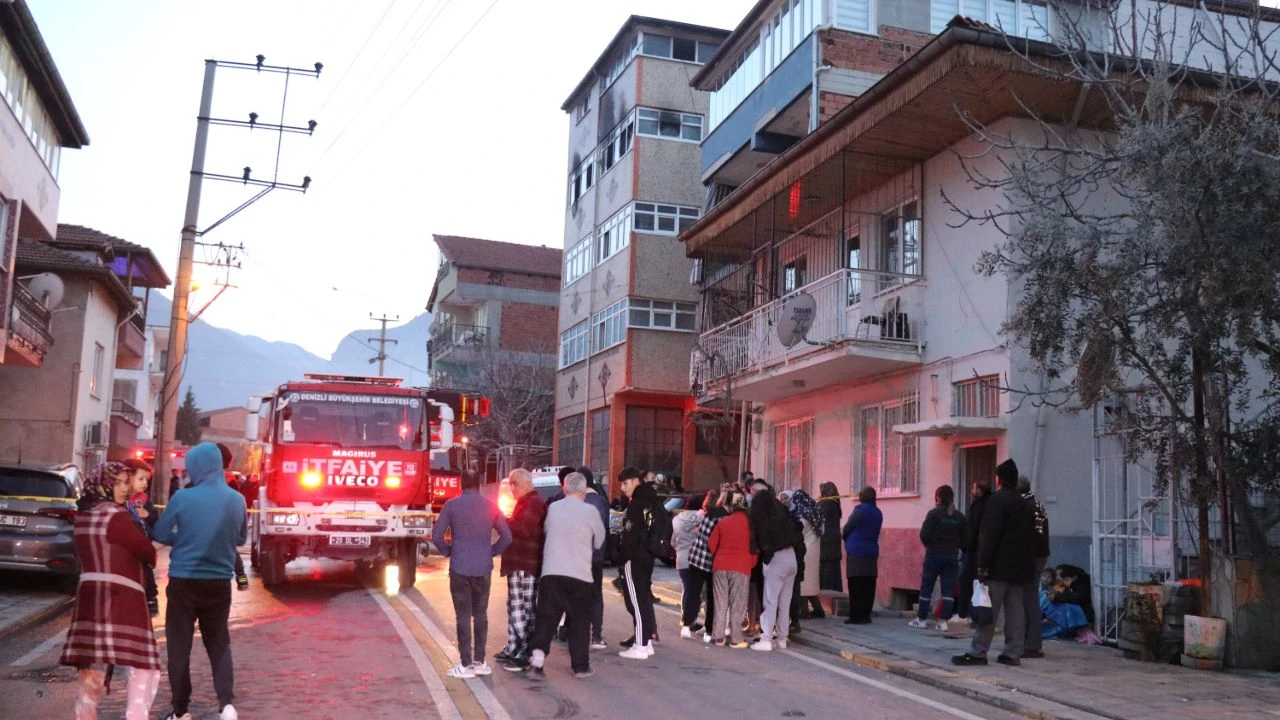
[
  {"left": 0, "top": 0, "right": 89, "bottom": 369},
  {"left": 682, "top": 1, "right": 1280, "bottom": 624},
  {"left": 554, "top": 16, "right": 735, "bottom": 495}
]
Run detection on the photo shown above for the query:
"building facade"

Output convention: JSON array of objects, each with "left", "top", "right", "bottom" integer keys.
[
  {"left": 555, "top": 17, "right": 734, "bottom": 495},
  {"left": 0, "top": 0, "right": 89, "bottom": 369}
]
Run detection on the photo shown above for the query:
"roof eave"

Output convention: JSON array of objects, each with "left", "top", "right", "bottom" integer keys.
[
  {"left": 689, "top": 0, "right": 776, "bottom": 89},
  {"left": 1, "top": 1, "right": 90, "bottom": 148}
]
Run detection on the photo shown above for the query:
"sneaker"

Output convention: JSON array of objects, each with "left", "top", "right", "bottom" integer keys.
[
  {"left": 471, "top": 662, "right": 493, "bottom": 676},
  {"left": 908, "top": 618, "right": 929, "bottom": 629},
  {"left": 619, "top": 635, "right": 636, "bottom": 648},
  {"left": 149, "top": 599, "right": 160, "bottom": 618},
  {"left": 776, "top": 638, "right": 787, "bottom": 649},
  {"left": 936, "top": 621, "right": 950, "bottom": 632},
  {"left": 703, "top": 633, "right": 713, "bottom": 643},
  {"left": 573, "top": 669, "right": 595, "bottom": 678},
  {"left": 220, "top": 705, "right": 239, "bottom": 720},
  {"left": 236, "top": 575, "right": 249, "bottom": 591},
  {"left": 446, "top": 664, "right": 475, "bottom": 679},
  {"left": 1022, "top": 649, "right": 1045, "bottom": 659},
  {"left": 165, "top": 713, "right": 193, "bottom": 720},
  {"left": 619, "top": 644, "right": 652, "bottom": 660},
  {"left": 727, "top": 640, "right": 750, "bottom": 649},
  {"left": 691, "top": 622, "right": 704, "bottom": 632},
  {"left": 996, "top": 654, "right": 1021, "bottom": 666},
  {"left": 951, "top": 653, "right": 988, "bottom": 666},
  {"left": 750, "top": 639, "right": 773, "bottom": 652},
  {"left": 502, "top": 659, "right": 531, "bottom": 672},
  {"left": 590, "top": 639, "right": 608, "bottom": 650},
  {"left": 680, "top": 626, "right": 694, "bottom": 640},
  {"left": 494, "top": 649, "right": 514, "bottom": 663},
  {"left": 526, "top": 666, "right": 545, "bottom": 681},
  {"left": 948, "top": 615, "right": 963, "bottom": 623}
]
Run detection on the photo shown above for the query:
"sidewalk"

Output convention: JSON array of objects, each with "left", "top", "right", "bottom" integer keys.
[
  {"left": 792, "top": 611, "right": 1280, "bottom": 720},
  {"left": 0, "top": 583, "right": 73, "bottom": 639}
]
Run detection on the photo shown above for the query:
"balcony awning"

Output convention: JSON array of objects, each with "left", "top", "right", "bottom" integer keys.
[{"left": 894, "top": 416, "right": 1007, "bottom": 438}]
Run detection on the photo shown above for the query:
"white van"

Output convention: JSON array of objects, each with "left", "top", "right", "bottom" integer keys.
[{"left": 497, "top": 466, "right": 567, "bottom": 516}]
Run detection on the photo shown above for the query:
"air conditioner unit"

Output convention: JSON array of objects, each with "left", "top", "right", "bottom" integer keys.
[{"left": 84, "top": 421, "right": 105, "bottom": 447}]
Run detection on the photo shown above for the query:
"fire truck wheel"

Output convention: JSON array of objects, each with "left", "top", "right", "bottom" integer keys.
[
  {"left": 398, "top": 539, "right": 418, "bottom": 588},
  {"left": 261, "top": 538, "right": 287, "bottom": 587},
  {"left": 250, "top": 542, "right": 260, "bottom": 569}
]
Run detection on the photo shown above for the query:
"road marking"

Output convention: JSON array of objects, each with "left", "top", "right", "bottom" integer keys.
[
  {"left": 9, "top": 631, "right": 65, "bottom": 667},
  {"left": 782, "top": 648, "right": 990, "bottom": 720},
  {"left": 366, "top": 588, "right": 462, "bottom": 720},
  {"left": 397, "top": 592, "right": 514, "bottom": 720}
]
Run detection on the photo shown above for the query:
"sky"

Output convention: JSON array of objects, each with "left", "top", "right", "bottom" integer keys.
[{"left": 28, "top": 0, "right": 756, "bottom": 358}]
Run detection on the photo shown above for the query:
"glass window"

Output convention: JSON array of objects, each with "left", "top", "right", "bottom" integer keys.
[
  {"left": 771, "top": 418, "right": 814, "bottom": 496},
  {"left": 672, "top": 37, "right": 697, "bottom": 61},
  {"left": 855, "top": 395, "right": 920, "bottom": 495},
  {"left": 628, "top": 299, "right": 697, "bottom": 332},
  {"left": 697, "top": 41, "right": 719, "bottom": 63},
  {"left": 633, "top": 202, "right": 700, "bottom": 235},
  {"left": 782, "top": 257, "right": 808, "bottom": 293},
  {"left": 597, "top": 205, "right": 633, "bottom": 261},
  {"left": 637, "top": 108, "right": 703, "bottom": 142},
  {"left": 599, "top": 113, "right": 635, "bottom": 174},
  {"left": 558, "top": 415, "right": 585, "bottom": 467},
  {"left": 277, "top": 393, "right": 428, "bottom": 450},
  {"left": 880, "top": 199, "right": 921, "bottom": 281},
  {"left": 568, "top": 155, "right": 595, "bottom": 206},
  {"left": 560, "top": 321, "right": 589, "bottom": 368},
  {"left": 835, "top": 0, "right": 873, "bottom": 33},
  {"left": 624, "top": 406, "right": 683, "bottom": 476},
  {"left": 590, "top": 409, "right": 611, "bottom": 474},
  {"left": 564, "top": 235, "right": 592, "bottom": 287},
  {"left": 643, "top": 33, "right": 672, "bottom": 57},
  {"left": 592, "top": 299, "right": 629, "bottom": 352},
  {"left": 90, "top": 343, "right": 104, "bottom": 398}
]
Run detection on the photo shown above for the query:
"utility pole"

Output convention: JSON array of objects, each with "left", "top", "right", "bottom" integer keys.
[
  {"left": 154, "top": 56, "right": 321, "bottom": 504},
  {"left": 369, "top": 313, "right": 399, "bottom": 377}
]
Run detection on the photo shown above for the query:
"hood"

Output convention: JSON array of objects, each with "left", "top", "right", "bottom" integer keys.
[
  {"left": 632, "top": 481, "right": 658, "bottom": 503},
  {"left": 185, "top": 442, "right": 225, "bottom": 487}
]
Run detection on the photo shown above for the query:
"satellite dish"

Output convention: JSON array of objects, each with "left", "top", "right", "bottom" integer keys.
[
  {"left": 776, "top": 292, "right": 817, "bottom": 348},
  {"left": 26, "top": 273, "right": 66, "bottom": 309}
]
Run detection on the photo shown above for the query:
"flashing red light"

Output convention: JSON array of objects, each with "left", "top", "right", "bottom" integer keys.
[
  {"left": 789, "top": 182, "right": 801, "bottom": 220},
  {"left": 385, "top": 476, "right": 402, "bottom": 489},
  {"left": 134, "top": 450, "right": 144, "bottom": 459},
  {"left": 478, "top": 397, "right": 491, "bottom": 417},
  {"left": 300, "top": 471, "right": 323, "bottom": 489}
]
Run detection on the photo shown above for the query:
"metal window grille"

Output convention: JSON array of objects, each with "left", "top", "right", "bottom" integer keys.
[
  {"left": 952, "top": 375, "right": 1001, "bottom": 418},
  {"left": 853, "top": 393, "right": 919, "bottom": 495}
]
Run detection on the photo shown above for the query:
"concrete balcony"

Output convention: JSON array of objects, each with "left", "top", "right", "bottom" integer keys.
[
  {"left": 691, "top": 269, "right": 925, "bottom": 403},
  {"left": 5, "top": 281, "right": 54, "bottom": 367},
  {"left": 428, "top": 322, "right": 488, "bottom": 365},
  {"left": 116, "top": 314, "right": 145, "bottom": 370},
  {"left": 108, "top": 397, "right": 143, "bottom": 458}
]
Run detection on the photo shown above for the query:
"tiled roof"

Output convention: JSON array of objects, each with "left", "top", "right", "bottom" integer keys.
[
  {"left": 53, "top": 224, "right": 170, "bottom": 288},
  {"left": 433, "top": 234, "right": 563, "bottom": 278},
  {"left": 55, "top": 224, "right": 147, "bottom": 253},
  {"left": 16, "top": 237, "right": 138, "bottom": 310}
]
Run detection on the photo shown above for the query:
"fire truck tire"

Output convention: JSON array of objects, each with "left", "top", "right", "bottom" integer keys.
[
  {"left": 261, "top": 538, "right": 287, "bottom": 587},
  {"left": 398, "top": 539, "right": 418, "bottom": 588},
  {"left": 250, "top": 542, "right": 260, "bottom": 570}
]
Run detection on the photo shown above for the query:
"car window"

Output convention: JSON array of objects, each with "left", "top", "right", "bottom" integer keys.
[
  {"left": 663, "top": 497, "right": 685, "bottom": 512},
  {"left": 0, "top": 470, "right": 72, "bottom": 498},
  {"left": 534, "top": 485, "right": 561, "bottom": 501}
]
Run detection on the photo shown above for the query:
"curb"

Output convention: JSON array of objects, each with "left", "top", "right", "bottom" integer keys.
[
  {"left": 0, "top": 595, "right": 74, "bottom": 642},
  {"left": 791, "top": 630, "right": 1119, "bottom": 720}
]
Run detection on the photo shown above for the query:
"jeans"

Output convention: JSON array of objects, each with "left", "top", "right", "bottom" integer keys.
[
  {"left": 761, "top": 548, "right": 798, "bottom": 641},
  {"left": 711, "top": 570, "right": 749, "bottom": 643},
  {"left": 166, "top": 578, "right": 234, "bottom": 715},
  {"left": 969, "top": 580, "right": 1027, "bottom": 659},
  {"left": 847, "top": 576, "right": 877, "bottom": 623},
  {"left": 449, "top": 572, "right": 492, "bottom": 666},
  {"left": 682, "top": 566, "right": 715, "bottom": 632},
  {"left": 621, "top": 557, "right": 656, "bottom": 646},
  {"left": 1025, "top": 557, "right": 1048, "bottom": 652},
  {"left": 528, "top": 575, "right": 593, "bottom": 673},
  {"left": 590, "top": 561, "right": 604, "bottom": 643},
  {"left": 917, "top": 551, "right": 961, "bottom": 621}
]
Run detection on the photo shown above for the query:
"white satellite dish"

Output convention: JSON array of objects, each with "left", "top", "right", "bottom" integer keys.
[
  {"left": 25, "top": 273, "right": 66, "bottom": 309},
  {"left": 776, "top": 292, "right": 817, "bottom": 348}
]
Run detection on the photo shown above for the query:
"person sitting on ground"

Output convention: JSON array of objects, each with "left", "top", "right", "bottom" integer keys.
[{"left": 1041, "top": 564, "right": 1094, "bottom": 639}]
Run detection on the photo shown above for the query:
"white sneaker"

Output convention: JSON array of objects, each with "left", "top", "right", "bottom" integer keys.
[
  {"left": 165, "top": 714, "right": 193, "bottom": 720},
  {"left": 446, "top": 664, "right": 475, "bottom": 679},
  {"left": 776, "top": 638, "right": 788, "bottom": 649},
  {"left": 530, "top": 649, "right": 546, "bottom": 669},
  {"left": 750, "top": 639, "right": 773, "bottom": 652},
  {"left": 680, "top": 626, "right": 694, "bottom": 639},
  {"left": 220, "top": 706, "right": 239, "bottom": 720},
  {"left": 619, "top": 644, "right": 652, "bottom": 660},
  {"left": 936, "top": 621, "right": 949, "bottom": 632},
  {"left": 703, "top": 633, "right": 712, "bottom": 643},
  {"left": 908, "top": 618, "right": 929, "bottom": 629},
  {"left": 471, "top": 662, "right": 493, "bottom": 676},
  {"left": 590, "top": 639, "right": 608, "bottom": 650},
  {"left": 948, "top": 615, "right": 962, "bottom": 623}
]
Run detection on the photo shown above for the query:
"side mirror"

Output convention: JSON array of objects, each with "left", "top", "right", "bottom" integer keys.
[
  {"left": 245, "top": 414, "right": 259, "bottom": 441},
  {"left": 246, "top": 397, "right": 263, "bottom": 413}
]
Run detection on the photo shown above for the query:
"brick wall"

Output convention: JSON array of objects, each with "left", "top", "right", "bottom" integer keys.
[
  {"left": 815, "top": 26, "right": 934, "bottom": 124},
  {"left": 456, "top": 267, "right": 560, "bottom": 293},
  {"left": 499, "top": 302, "right": 558, "bottom": 353}
]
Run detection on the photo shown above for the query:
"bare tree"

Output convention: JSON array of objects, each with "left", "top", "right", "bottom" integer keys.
[{"left": 941, "top": 1, "right": 1280, "bottom": 609}]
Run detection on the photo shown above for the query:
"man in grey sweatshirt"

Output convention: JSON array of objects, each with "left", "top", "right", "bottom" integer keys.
[{"left": 517, "top": 472, "right": 605, "bottom": 679}]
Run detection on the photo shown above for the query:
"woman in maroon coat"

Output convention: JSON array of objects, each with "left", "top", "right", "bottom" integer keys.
[{"left": 60, "top": 461, "right": 162, "bottom": 720}]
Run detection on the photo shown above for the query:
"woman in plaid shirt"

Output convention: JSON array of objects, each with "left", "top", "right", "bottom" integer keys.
[{"left": 682, "top": 489, "right": 731, "bottom": 642}]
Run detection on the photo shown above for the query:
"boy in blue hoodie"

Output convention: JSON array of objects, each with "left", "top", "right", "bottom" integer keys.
[{"left": 153, "top": 442, "right": 247, "bottom": 720}]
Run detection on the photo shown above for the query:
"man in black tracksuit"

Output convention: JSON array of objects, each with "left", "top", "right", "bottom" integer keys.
[
  {"left": 617, "top": 466, "right": 660, "bottom": 659},
  {"left": 955, "top": 477, "right": 991, "bottom": 620}
]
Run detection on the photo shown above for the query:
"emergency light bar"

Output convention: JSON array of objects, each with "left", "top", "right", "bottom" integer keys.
[{"left": 303, "top": 373, "right": 402, "bottom": 386}]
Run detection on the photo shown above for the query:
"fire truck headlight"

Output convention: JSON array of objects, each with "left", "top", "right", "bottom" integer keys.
[
  {"left": 300, "top": 471, "right": 323, "bottom": 489},
  {"left": 385, "top": 476, "right": 402, "bottom": 489},
  {"left": 268, "top": 513, "right": 300, "bottom": 526},
  {"left": 403, "top": 515, "right": 430, "bottom": 528}
]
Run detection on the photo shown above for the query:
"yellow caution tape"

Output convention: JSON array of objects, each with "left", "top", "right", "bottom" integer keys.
[{"left": 0, "top": 495, "right": 439, "bottom": 520}]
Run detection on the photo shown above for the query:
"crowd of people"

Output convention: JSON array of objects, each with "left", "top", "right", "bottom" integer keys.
[{"left": 60, "top": 443, "right": 250, "bottom": 720}]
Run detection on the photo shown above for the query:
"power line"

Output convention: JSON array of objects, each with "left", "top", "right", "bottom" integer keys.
[{"left": 312, "top": 0, "right": 400, "bottom": 119}]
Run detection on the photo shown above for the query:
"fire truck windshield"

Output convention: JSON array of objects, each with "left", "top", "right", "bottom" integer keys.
[{"left": 276, "top": 392, "right": 426, "bottom": 451}]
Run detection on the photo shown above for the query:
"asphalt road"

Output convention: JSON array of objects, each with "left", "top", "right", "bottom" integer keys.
[{"left": 1, "top": 553, "right": 1021, "bottom": 720}]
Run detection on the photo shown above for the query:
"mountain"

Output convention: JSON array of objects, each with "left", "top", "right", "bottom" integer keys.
[{"left": 145, "top": 295, "right": 430, "bottom": 409}]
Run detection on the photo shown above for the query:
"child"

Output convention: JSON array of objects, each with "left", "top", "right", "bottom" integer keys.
[{"left": 123, "top": 458, "right": 160, "bottom": 617}]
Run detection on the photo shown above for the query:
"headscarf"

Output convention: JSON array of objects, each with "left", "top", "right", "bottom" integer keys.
[
  {"left": 83, "top": 460, "right": 129, "bottom": 509},
  {"left": 787, "top": 488, "right": 824, "bottom": 536}
]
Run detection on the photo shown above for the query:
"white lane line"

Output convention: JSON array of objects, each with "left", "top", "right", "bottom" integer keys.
[
  {"left": 366, "top": 588, "right": 462, "bottom": 720},
  {"left": 397, "top": 592, "right": 514, "bottom": 720},
  {"left": 10, "top": 631, "right": 65, "bottom": 666},
  {"left": 781, "top": 649, "right": 989, "bottom": 720}
]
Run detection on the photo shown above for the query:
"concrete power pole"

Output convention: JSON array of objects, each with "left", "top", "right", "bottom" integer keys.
[{"left": 369, "top": 313, "right": 399, "bottom": 377}]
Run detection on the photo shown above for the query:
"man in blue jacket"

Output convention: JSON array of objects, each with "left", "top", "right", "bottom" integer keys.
[{"left": 153, "top": 442, "right": 247, "bottom": 720}]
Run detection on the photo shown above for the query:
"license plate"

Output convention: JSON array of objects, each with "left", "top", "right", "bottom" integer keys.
[
  {"left": 328, "top": 535, "right": 371, "bottom": 547},
  {"left": 0, "top": 514, "right": 27, "bottom": 528}
]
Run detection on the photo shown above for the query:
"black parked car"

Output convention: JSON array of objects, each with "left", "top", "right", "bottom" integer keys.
[{"left": 0, "top": 463, "right": 81, "bottom": 587}]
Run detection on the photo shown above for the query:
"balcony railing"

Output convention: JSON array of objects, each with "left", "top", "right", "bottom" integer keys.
[
  {"left": 7, "top": 281, "right": 54, "bottom": 364},
  {"left": 428, "top": 323, "right": 488, "bottom": 361},
  {"left": 692, "top": 268, "right": 925, "bottom": 393},
  {"left": 111, "top": 397, "right": 143, "bottom": 427}
]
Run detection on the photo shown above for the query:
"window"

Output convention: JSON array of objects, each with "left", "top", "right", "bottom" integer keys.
[
  {"left": 952, "top": 375, "right": 1002, "bottom": 418},
  {"left": 637, "top": 108, "right": 703, "bottom": 142},
  {"left": 695, "top": 414, "right": 742, "bottom": 456},
  {"left": 560, "top": 321, "right": 589, "bottom": 368},
  {"left": 575, "top": 94, "right": 590, "bottom": 123},
  {"left": 783, "top": 257, "right": 808, "bottom": 293},
  {"left": 568, "top": 156, "right": 595, "bottom": 206},
  {"left": 564, "top": 236, "right": 592, "bottom": 287},
  {"left": 90, "top": 343, "right": 105, "bottom": 398},
  {"left": 599, "top": 114, "right": 635, "bottom": 173},
  {"left": 558, "top": 415, "right": 585, "bottom": 467},
  {"left": 590, "top": 408, "right": 610, "bottom": 473},
  {"left": 855, "top": 394, "right": 920, "bottom": 496},
  {"left": 624, "top": 406, "right": 683, "bottom": 476},
  {"left": 835, "top": 0, "right": 874, "bottom": 34},
  {"left": 881, "top": 199, "right": 921, "bottom": 280},
  {"left": 633, "top": 202, "right": 700, "bottom": 235},
  {"left": 592, "top": 299, "right": 628, "bottom": 352},
  {"left": 772, "top": 418, "right": 814, "bottom": 495},
  {"left": 637, "top": 32, "right": 719, "bottom": 64},
  {"left": 930, "top": 0, "right": 1051, "bottom": 39},
  {"left": 600, "top": 33, "right": 642, "bottom": 90},
  {"left": 845, "top": 235, "right": 862, "bottom": 304},
  {"left": 628, "top": 299, "right": 697, "bottom": 331},
  {"left": 0, "top": 33, "right": 61, "bottom": 175},
  {"left": 709, "top": 0, "right": 820, "bottom": 131},
  {"left": 597, "top": 205, "right": 632, "bottom": 262},
  {"left": 643, "top": 33, "right": 673, "bottom": 58}
]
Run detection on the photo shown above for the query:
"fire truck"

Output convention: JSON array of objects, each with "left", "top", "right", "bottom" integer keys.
[{"left": 245, "top": 374, "right": 483, "bottom": 587}]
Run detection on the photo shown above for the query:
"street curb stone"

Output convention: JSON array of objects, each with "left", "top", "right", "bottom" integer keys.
[
  {"left": 0, "top": 594, "right": 74, "bottom": 641},
  {"left": 791, "top": 630, "right": 1116, "bottom": 720}
]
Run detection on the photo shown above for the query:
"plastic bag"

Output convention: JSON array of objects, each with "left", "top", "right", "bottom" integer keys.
[{"left": 971, "top": 580, "right": 995, "bottom": 627}]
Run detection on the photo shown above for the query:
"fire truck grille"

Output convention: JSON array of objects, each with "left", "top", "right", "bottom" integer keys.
[{"left": 316, "top": 523, "right": 386, "bottom": 533}]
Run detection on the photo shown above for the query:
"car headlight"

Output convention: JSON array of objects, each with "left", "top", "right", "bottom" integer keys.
[{"left": 268, "top": 513, "right": 300, "bottom": 526}]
